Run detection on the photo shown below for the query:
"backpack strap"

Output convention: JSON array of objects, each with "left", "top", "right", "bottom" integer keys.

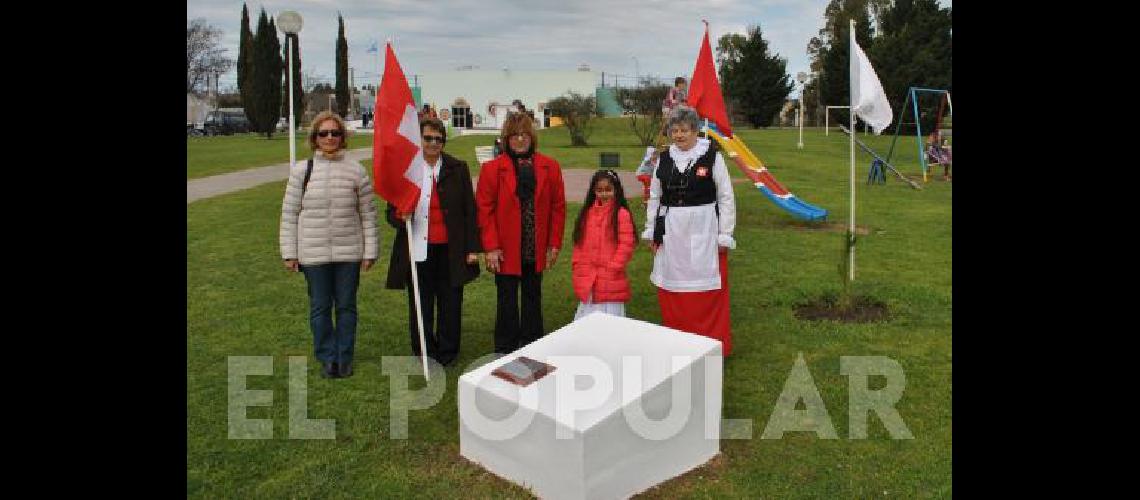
[{"left": 302, "top": 157, "right": 314, "bottom": 194}]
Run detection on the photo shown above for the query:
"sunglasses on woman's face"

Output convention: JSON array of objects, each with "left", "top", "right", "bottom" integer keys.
[{"left": 317, "top": 129, "right": 344, "bottom": 138}]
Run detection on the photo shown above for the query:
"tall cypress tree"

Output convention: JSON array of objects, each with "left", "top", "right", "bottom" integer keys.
[
  {"left": 267, "top": 18, "right": 283, "bottom": 137},
  {"left": 335, "top": 14, "right": 350, "bottom": 117},
  {"left": 238, "top": 4, "right": 253, "bottom": 113},
  {"left": 250, "top": 8, "right": 282, "bottom": 138},
  {"left": 281, "top": 33, "right": 304, "bottom": 129},
  {"left": 245, "top": 9, "right": 268, "bottom": 133}
]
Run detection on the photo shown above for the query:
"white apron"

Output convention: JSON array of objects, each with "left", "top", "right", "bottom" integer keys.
[{"left": 649, "top": 203, "right": 721, "bottom": 291}]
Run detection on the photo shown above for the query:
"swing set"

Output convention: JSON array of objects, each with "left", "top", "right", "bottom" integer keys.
[{"left": 885, "top": 87, "right": 953, "bottom": 183}]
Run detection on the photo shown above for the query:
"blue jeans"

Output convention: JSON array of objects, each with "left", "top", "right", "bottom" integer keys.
[{"left": 301, "top": 262, "right": 361, "bottom": 365}]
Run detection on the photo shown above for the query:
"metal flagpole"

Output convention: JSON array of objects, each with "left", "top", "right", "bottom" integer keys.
[
  {"left": 406, "top": 218, "right": 431, "bottom": 380},
  {"left": 288, "top": 37, "right": 296, "bottom": 169},
  {"left": 849, "top": 19, "right": 856, "bottom": 282}
]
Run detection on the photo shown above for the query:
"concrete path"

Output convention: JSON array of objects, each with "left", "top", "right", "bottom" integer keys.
[
  {"left": 187, "top": 148, "right": 373, "bottom": 204},
  {"left": 188, "top": 149, "right": 645, "bottom": 205}
]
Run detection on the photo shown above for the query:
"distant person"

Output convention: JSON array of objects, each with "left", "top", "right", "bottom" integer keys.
[
  {"left": 660, "top": 77, "right": 689, "bottom": 139},
  {"left": 279, "top": 111, "right": 379, "bottom": 379},
  {"left": 571, "top": 169, "right": 637, "bottom": 320},
  {"left": 662, "top": 77, "right": 688, "bottom": 116},
  {"left": 926, "top": 133, "right": 952, "bottom": 180}
]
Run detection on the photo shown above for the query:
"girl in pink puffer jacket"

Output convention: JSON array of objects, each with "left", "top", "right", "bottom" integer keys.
[{"left": 570, "top": 170, "right": 637, "bottom": 320}]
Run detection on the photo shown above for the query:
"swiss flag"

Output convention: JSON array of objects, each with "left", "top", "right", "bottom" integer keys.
[
  {"left": 686, "top": 22, "right": 733, "bottom": 137},
  {"left": 373, "top": 42, "right": 427, "bottom": 215}
]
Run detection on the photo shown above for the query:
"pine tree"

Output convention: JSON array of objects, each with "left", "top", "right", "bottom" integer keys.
[
  {"left": 716, "top": 25, "right": 795, "bottom": 127},
  {"left": 871, "top": 0, "right": 952, "bottom": 134},
  {"left": 335, "top": 14, "right": 350, "bottom": 117}
]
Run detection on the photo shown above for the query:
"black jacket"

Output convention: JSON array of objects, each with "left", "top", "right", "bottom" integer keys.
[{"left": 385, "top": 152, "right": 482, "bottom": 289}]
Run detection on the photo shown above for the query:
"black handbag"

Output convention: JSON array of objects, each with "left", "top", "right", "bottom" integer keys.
[{"left": 653, "top": 205, "right": 667, "bottom": 245}]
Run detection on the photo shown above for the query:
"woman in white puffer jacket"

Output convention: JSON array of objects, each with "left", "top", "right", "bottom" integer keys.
[{"left": 280, "top": 111, "right": 379, "bottom": 379}]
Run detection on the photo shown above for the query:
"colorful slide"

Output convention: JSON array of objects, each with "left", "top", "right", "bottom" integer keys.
[{"left": 704, "top": 128, "right": 828, "bottom": 222}]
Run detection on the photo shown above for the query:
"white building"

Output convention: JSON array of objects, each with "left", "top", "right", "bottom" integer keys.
[{"left": 418, "top": 68, "right": 596, "bottom": 131}]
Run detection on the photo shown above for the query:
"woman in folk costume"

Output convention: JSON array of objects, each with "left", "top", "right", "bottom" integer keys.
[{"left": 642, "top": 105, "right": 737, "bottom": 356}]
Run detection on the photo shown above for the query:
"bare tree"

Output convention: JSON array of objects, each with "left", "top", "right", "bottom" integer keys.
[
  {"left": 187, "top": 18, "right": 234, "bottom": 95},
  {"left": 615, "top": 79, "right": 670, "bottom": 146}
]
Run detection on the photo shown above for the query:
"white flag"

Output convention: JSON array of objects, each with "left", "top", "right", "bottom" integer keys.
[{"left": 849, "top": 30, "right": 892, "bottom": 134}]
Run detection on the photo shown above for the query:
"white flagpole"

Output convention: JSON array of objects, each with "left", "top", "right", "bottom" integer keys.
[
  {"left": 288, "top": 37, "right": 295, "bottom": 170},
  {"left": 406, "top": 218, "right": 430, "bottom": 380},
  {"left": 848, "top": 19, "right": 856, "bottom": 282}
]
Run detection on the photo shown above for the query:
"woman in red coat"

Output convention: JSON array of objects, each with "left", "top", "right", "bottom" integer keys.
[
  {"left": 571, "top": 169, "right": 636, "bottom": 320},
  {"left": 476, "top": 112, "right": 566, "bottom": 354}
]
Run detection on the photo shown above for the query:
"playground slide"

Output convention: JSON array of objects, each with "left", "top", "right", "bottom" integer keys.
[{"left": 704, "top": 129, "right": 828, "bottom": 222}]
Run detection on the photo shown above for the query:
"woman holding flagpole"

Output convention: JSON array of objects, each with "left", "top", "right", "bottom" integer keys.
[
  {"left": 385, "top": 118, "right": 481, "bottom": 367},
  {"left": 280, "top": 111, "right": 379, "bottom": 378},
  {"left": 642, "top": 105, "right": 737, "bottom": 356},
  {"left": 476, "top": 112, "right": 566, "bottom": 355}
]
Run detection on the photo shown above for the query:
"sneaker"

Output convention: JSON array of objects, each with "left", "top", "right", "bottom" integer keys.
[
  {"left": 338, "top": 361, "right": 353, "bottom": 378},
  {"left": 320, "top": 361, "right": 339, "bottom": 379}
]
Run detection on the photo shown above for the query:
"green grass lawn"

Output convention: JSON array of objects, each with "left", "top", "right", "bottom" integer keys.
[
  {"left": 186, "top": 131, "right": 375, "bottom": 179},
  {"left": 187, "top": 126, "right": 950, "bottom": 497}
]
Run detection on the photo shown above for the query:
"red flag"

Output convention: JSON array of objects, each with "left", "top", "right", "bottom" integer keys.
[
  {"left": 373, "top": 42, "right": 426, "bottom": 215},
  {"left": 686, "top": 23, "right": 733, "bottom": 137}
]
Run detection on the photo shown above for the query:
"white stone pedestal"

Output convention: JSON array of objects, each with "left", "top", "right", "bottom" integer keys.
[{"left": 459, "top": 313, "right": 723, "bottom": 499}]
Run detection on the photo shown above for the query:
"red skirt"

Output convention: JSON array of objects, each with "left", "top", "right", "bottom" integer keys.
[{"left": 656, "top": 251, "right": 732, "bottom": 356}]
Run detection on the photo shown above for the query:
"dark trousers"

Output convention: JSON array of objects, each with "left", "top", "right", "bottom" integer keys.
[
  {"left": 300, "top": 262, "right": 361, "bottom": 365},
  {"left": 406, "top": 244, "right": 464, "bottom": 365},
  {"left": 494, "top": 262, "right": 544, "bottom": 354}
]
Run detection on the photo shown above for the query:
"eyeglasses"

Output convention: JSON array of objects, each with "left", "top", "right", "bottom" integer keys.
[
  {"left": 422, "top": 135, "right": 445, "bottom": 144},
  {"left": 509, "top": 133, "right": 530, "bottom": 140},
  {"left": 317, "top": 129, "right": 344, "bottom": 138}
]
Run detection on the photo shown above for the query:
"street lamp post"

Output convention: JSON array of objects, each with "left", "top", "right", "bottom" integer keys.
[
  {"left": 797, "top": 72, "right": 807, "bottom": 150},
  {"left": 632, "top": 56, "right": 639, "bottom": 86},
  {"left": 278, "top": 11, "right": 303, "bottom": 171}
]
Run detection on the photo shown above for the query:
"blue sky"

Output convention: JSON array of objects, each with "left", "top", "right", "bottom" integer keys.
[{"left": 188, "top": 0, "right": 950, "bottom": 97}]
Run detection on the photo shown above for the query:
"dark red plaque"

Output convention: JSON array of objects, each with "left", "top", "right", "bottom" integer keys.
[{"left": 491, "top": 356, "right": 556, "bottom": 386}]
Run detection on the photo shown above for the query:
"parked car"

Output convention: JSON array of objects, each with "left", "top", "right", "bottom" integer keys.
[{"left": 202, "top": 109, "right": 251, "bottom": 136}]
